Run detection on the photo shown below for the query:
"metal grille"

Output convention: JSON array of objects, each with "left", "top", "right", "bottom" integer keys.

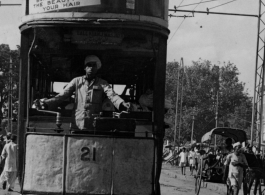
[{"left": 251, "top": 0, "right": 265, "bottom": 150}]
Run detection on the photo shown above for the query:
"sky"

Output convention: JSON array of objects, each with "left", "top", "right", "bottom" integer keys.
[
  {"left": 167, "top": 0, "right": 259, "bottom": 96},
  {"left": 0, "top": 0, "right": 260, "bottom": 96}
]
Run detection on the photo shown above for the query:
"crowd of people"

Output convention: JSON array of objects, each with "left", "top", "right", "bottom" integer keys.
[
  {"left": 163, "top": 139, "right": 265, "bottom": 195},
  {"left": 163, "top": 145, "right": 208, "bottom": 176},
  {"left": 0, "top": 132, "right": 17, "bottom": 192}
]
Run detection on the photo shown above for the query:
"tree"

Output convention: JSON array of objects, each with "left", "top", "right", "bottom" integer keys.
[
  {"left": 165, "top": 59, "right": 252, "bottom": 146},
  {"left": 0, "top": 44, "right": 20, "bottom": 130}
]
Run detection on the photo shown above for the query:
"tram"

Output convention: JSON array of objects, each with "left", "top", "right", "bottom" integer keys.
[{"left": 17, "top": 0, "right": 170, "bottom": 194}]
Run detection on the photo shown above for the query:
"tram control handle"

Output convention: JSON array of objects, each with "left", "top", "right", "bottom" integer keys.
[
  {"left": 92, "top": 110, "right": 136, "bottom": 135},
  {"left": 33, "top": 99, "right": 64, "bottom": 133}
]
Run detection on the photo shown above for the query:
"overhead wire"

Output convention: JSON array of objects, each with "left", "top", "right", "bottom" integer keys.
[
  {"left": 176, "top": 0, "right": 219, "bottom": 9},
  {"left": 168, "top": 0, "right": 240, "bottom": 44},
  {"left": 168, "top": 0, "right": 185, "bottom": 20},
  {"left": 177, "top": 0, "right": 185, "bottom": 8},
  {"left": 168, "top": 0, "right": 204, "bottom": 44},
  {"left": 208, "top": 0, "right": 237, "bottom": 10}
]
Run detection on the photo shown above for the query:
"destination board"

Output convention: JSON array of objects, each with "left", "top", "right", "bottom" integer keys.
[{"left": 29, "top": 0, "right": 101, "bottom": 14}]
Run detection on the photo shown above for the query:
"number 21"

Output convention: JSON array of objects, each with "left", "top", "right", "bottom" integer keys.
[{"left": 81, "top": 147, "right": 96, "bottom": 161}]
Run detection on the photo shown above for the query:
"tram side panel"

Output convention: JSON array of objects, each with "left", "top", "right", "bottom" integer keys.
[
  {"left": 23, "top": 134, "right": 64, "bottom": 193},
  {"left": 66, "top": 136, "right": 113, "bottom": 194},
  {"left": 113, "top": 138, "right": 154, "bottom": 195},
  {"left": 23, "top": 134, "right": 155, "bottom": 195}
]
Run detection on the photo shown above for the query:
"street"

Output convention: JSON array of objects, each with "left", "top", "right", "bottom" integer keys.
[
  {"left": 0, "top": 179, "right": 20, "bottom": 195},
  {"left": 0, "top": 164, "right": 254, "bottom": 195},
  {"left": 160, "top": 163, "right": 242, "bottom": 195}
]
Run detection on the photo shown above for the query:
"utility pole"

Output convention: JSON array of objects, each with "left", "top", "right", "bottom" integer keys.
[
  {"left": 213, "top": 65, "right": 219, "bottom": 149},
  {"left": 178, "top": 58, "right": 184, "bottom": 146},
  {"left": 251, "top": 0, "right": 265, "bottom": 151},
  {"left": 215, "top": 93, "right": 219, "bottom": 148},
  {"left": 191, "top": 108, "right": 196, "bottom": 144},
  {"left": 173, "top": 60, "right": 181, "bottom": 148},
  {"left": 8, "top": 55, "right": 13, "bottom": 134}
]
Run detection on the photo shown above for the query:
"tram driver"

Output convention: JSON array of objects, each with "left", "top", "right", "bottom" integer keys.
[{"left": 34, "top": 55, "right": 131, "bottom": 130}]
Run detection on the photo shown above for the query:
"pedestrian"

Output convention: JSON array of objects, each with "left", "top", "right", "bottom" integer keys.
[
  {"left": 188, "top": 148, "right": 196, "bottom": 176},
  {"left": 179, "top": 147, "right": 188, "bottom": 175},
  {"left": 0, "top": 135, "right": 5, "bottom": 175},
  {"left": 35, "top": 55, "right": 130, "bottom": 130},
  {"left": 223, "top": 142, "right": 248, "bottom": 195},
  {"left": 0, "top": 134, "right": 17, "bottom": 191},
  {"left": 194, "top": 145, "right": 200, "bottom": 171}
]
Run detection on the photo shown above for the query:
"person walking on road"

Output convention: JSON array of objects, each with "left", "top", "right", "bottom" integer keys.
[
  {"left": 0, "top": 134, "right": 17, "bottom": 191},
  {"left": 223, "top": 142, "right": 248, "bottom": 195},
  {"left": 188, "top": 148, "right": 196, "bottom": 176},
  {"left": 179, "top": 147, "right": 188, "bottom": 175},
  {"left": 0, "top": 135, "right": 6, "bottom": 176}
]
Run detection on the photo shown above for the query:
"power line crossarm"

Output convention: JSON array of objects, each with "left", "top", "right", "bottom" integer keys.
[
  {"left": 168, "top": 9, "right": 259, "bottom": 18},
  {"left": 0, "top": 3, "right": 21, "bottom": 6}
]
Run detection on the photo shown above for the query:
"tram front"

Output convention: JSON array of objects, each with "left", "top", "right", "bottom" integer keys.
[{"left": 18, "top": 1, "right": 170, "bottom": 194}]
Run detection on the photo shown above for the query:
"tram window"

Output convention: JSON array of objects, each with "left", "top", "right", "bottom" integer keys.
[
  {"left": 53, "top": 82, "right": 70, "bottom": 94},
  {"left": 113, "top": 85, "right": 127, "bottom": 95}
]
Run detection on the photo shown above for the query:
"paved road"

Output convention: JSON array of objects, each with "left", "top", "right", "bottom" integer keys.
[
  {"left": 0, "top": 179, "right": 21, "bottom": 195},
  {"left": 160, "top": 163, "right": 241, "bottom": 195},
  {"left": 0, "top": 164, "right": 261, "bottom": 195}
]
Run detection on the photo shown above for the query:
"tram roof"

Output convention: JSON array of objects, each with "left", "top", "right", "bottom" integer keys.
[{"left": 201, "top": 127, "right": 247, "bottom": 143}]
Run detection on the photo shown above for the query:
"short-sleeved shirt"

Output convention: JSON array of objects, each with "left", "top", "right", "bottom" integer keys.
[
  {"left": 179, "top": 152, "right": 188, "bottom": 163},
  {"left": 189, "top": 151, "right": 195, "bottom": 160},
  {"left": 224, "top": 153, "right": 248, "bottom": 174}
]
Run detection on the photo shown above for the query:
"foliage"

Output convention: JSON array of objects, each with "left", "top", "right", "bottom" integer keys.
[
  {"left": 165, "top": 59, "right": 252, "bottom": 146},
  {"left": 0, "top": 44, "right": 20, "bottom": 126}
]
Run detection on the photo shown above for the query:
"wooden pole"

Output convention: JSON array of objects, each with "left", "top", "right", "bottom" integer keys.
[{"left": 173, "top": 61, "right": 180, "bottom": 148}]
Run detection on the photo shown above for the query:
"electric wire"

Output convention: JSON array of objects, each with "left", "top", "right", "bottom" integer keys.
[
  {"left": 177, "top": 0, "right": 185, "bottom": 8},
  {"left": 168, "top": 0, "right": 204, "bottom": 44},
  {"left": 169, "top": 0, "right": 185, "bottom": 21},
  {"left": 208, "top": 0, "right": 237, "bottom": 10},
  {"left": 176, "top": 0, "right": 219, "bottom": 9}
]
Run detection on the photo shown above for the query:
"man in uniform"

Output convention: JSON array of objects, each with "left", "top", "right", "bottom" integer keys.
[{"left": 36, "top": 55, "right": 130, "bottom": 130}]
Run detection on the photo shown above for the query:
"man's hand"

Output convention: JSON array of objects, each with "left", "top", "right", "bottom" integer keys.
[
  {"left": 231, "top": 161, "right": 239, "bottom": 166},
  {"left": 33, "top": 99, "right": 48, "bottom": 110},
  {"left": 120, "top": 102, "right": 131, "bottom": 111},
  {"left": 231, "top": 161, "right": 246, "bottom": 168}
]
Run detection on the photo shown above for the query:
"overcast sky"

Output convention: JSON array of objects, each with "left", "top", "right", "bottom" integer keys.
[
  {"left": 0, "top": 0, "right": 259, "bottom": 96},
  {"left": 168, "top": 0, "right": 258, "bottom": 96}
]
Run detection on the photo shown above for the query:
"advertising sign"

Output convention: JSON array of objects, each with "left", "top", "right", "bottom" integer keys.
[
  {"left": 29, "top": 0, "right": 101, "bottom": 14},
  {"left": 72, "top": 30, "right": 124, "bottom": 45}
]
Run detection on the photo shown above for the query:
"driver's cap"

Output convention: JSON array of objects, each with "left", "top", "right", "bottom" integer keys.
[
  {"left": 84, "top": 55, "right": 101, "bottom": 69},
  {"left": 233, "top": 142, "right": 241, "bottom": 148}
]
